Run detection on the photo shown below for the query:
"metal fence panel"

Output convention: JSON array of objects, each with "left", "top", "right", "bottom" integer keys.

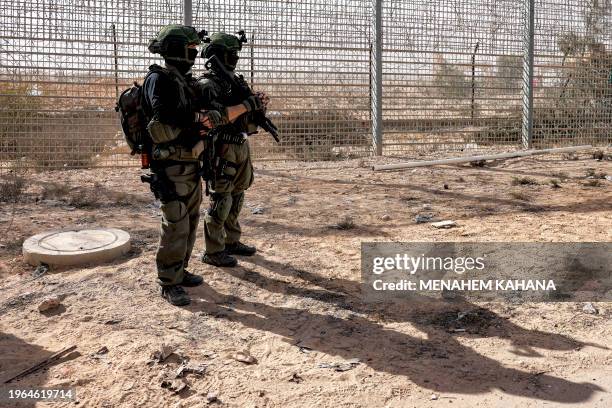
[
  {"left": 194, "top": 0, "right": 373, "bottom": 161},
  {"left": 381, "top": 0, "right": 527, "bottom": 156},
  {"left": 533, "top": 0, "right": 612, "bottom": 147},
  {"left": 0, "top": 0, "right": 610, "bottom": 171}
]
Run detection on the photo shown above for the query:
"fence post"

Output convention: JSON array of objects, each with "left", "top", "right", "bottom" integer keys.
[
  {"left": 521, "top": 0, "right": 535, "bottom": 149},
  {"left": 183, "top": 0, "right": 193, "bottom": 26},
  {"left": 371, "top": 0, "right": 383, "bottom": 156},
  {"left": 111, "top": 24, "right": 119, "bottom": 100}
]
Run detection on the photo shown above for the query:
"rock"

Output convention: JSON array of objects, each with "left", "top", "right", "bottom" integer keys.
[
  {"left": 95, "top": 346, "right": 109, "bottom": 355},
  {"left": 422, "top": 203, "right": 432, "bottom": 210},
  {"left": 431, "top": 393, "right": 439, "bottom": 400},
  {"left": 318, "top": 358, "right": 360, "bottom": 372},
  {"left": 161, "top": 378, "right": 188, "bottom": 394},
  {"left": 251, "top": 207, "right": 265, "bottom": 215},
  {"left": 582, "top": 302, "right": 599, "bottom": 315},
  {"left": 201, "top": 350, "right": 218, "bottom": 359},
  {"left": 104, "top": 319, "right": 121, "bottom": 325},
  {"left": 206, "top": 391, "right": 218, "bottom": 403},
  {"left": 176, "top": 362, "right": 207, "bottom": 377},
  {"left": 152, "top": 344, "right": 175, "bottom": 363},
  {"left": 443, "top": 183, "right": 449, "bottom": 190},
  {"left": 289, "top": 373, "right": 303, "bottom": 383},
  {"left": 381, "top": 214, "right": 391, "bottom": 221},
  {"left": 431, "top": 220, "right": 457, "bottom": 229},
  {"left": 32, "top": 264, "right": 49, "bottom": 279},
  {"left": 38, "top": 296, "right": 61, "bottom": 312},
  {"left": 415, "top": 214, "right": 433, "bottom": 224},
  {"left": 231, "top": 350, "right": 258, "bottom": 365},
  {"left": 606, "top": 176, "right": 612, "bottom": 182}
]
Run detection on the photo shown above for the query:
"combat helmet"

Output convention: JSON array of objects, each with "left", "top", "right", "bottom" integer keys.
[
  {"left": 202, "top": 31, "right": 247, "bottom": 70},
  {"left": 148, "top": 24, "right": 202, "bottom": 65}
]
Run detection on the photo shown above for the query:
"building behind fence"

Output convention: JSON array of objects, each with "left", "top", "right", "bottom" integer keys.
[{"left": 0, "top": 0, "right": 610, "bottom": 170}]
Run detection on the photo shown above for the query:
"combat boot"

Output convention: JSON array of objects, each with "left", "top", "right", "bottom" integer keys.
[
  {"left": 225, "top": 242, "right": 257, "bottom": 256},
  {"left": 160, "top": 285, "right": 190, "bottom": 306},
  {"left": 181, "top": 270, "right": 204, "bottom": 287},
  {"left": 202, "top": 250, "right": 238, "bottom": 267}
]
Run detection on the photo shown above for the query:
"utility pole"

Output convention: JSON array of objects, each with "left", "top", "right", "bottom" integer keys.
[
  {"left": 371, "top": 0, "right": 383, "bottom": 156},
  {"left": 184, "top": 0, "right": 193, "bottom": 26}
]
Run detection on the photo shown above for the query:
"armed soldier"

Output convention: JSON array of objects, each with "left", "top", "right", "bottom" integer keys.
[
  {"left": 196, "top": 32, "right": 271, "bottom": 267},
  {"left": 142, "top": 24, "right": 224, "bottom": 306}
]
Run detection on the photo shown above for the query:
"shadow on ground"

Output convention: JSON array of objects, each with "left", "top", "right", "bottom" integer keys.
[{"left": 187, "top": 255, "right": 605, "bottom": 403}]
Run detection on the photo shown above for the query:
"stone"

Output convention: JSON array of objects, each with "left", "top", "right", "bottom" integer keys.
[
  {"left": 206, "top": 391, "right": 218, "bottom": 403},
  {"left": 415, "top": 214, "right": 434, "bottom": 224},
  {"left": 38, "top": 296, "right": 61, "bottom": 312},
  {"left": 381, "top": 214, "right": 391, "bottom": 221},
  {"left": 251, "top": 207, "right": 265, "bottom": 215},
  {"left": 431, "top": 220, "right": 457, "bottom": 229},
  {"left": 582, "top": 302, "right": 599, "bottom": 315}
]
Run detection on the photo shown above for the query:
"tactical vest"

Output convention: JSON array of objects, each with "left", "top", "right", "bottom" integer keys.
[
  {"left": 143, "top": 64, "right": 202, "bottom": 163},
  {"left": 200, "top": 72, "right": 257, "bottom": 136}
]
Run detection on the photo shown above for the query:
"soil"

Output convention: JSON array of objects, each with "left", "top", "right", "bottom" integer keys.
[{"left": 0, "top": 151, "right": 611, "bottom": 407}]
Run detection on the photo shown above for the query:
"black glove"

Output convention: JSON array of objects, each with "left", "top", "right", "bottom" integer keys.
[{"left": 242, "top": 95, "right": 264, "bottom": 112}]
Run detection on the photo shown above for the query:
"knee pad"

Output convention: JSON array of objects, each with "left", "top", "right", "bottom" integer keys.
[{"left": 207, "top": 192, "right": 232, "bottom": 222}]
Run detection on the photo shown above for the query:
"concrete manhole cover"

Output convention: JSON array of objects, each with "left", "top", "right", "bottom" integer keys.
[{"left": 23, "top": 228, "right": 131, "bottom": 267}]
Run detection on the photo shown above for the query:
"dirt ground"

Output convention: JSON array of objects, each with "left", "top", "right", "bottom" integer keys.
[{"left": 0, "top": 150, "right": 611, "bottom": 407}]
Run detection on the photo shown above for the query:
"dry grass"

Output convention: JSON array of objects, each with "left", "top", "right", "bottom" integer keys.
[
  {"left": 330, "top": 215, "right": 356, "bottom": 230},
  {"left": 509, "top": 190, "right": 531, "bottom": 201},
  {"left": 584, "top": 179, "right": 603, "bottom": 187},
  {"left": 585, "top": 168, "right": 607, "bottom": 179},
  {"left": 0, "top": 176, "right": 25, "bottom": 203},
  {"left": 511, "top": 176, "right": 539, "bottom": 186},
  {"left": 550, "top": 171, "right": 569, "bottom": 180},
  {"left": 275, "top": 110, "right": 370, "bottom": 161}
]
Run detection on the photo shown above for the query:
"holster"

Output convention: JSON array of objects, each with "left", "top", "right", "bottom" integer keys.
[{"left": 141, "top": 169, "right": 178, "bottom": 204}]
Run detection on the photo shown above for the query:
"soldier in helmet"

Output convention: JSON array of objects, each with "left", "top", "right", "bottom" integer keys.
[
  {"left": 142, "top": 24, "right": 223, "bottom": 306},
  {"left": 142, "top": 25, "right": 258, "bottom": 304},
  {"left": 196, "top": 32, "right": 269, "bottom": 267}
]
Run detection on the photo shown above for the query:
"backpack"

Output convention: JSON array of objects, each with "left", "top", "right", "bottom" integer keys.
[
  {"left": 116, "top": 65, "right": 194, "bottom": 156},
  {"left": 115, "top": 81, "right": 149, "bottom": 155}
]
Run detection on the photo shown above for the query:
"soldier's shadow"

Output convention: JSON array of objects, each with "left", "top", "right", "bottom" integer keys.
[{"left": 186, "top": 255, "right": 605, "bottom": 403}]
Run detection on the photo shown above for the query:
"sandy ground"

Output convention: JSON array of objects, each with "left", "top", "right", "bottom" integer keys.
[{"left": 0, "top": 150, "right": 611, "bottom": 407}]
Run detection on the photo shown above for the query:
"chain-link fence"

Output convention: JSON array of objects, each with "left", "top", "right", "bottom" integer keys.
[{"left": 0, "top": 0, "right": 610, "bottom": 170}]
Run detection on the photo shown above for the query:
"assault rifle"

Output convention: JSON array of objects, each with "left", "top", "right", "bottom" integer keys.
[{"left": 204, "top": 55, "right": 279, "bottom": 143}]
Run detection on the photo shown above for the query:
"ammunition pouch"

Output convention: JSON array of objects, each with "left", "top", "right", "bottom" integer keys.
[
  {"left": 152, "top": 143, "right": 202, "bottom": 162},
  {"left": 219, "top": 132, "right": 246, "bottom": 145},
  {"left": 147, "top": 119, "right": 182, "bottom": 144},
  {"left": 216, "top": 158, "right": 240, "bottom": 181}
]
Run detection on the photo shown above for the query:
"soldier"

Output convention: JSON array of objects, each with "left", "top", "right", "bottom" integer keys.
[
  {"left": 196, "top": 32, "right": 270, "bottom": 267},
  {"left": 142, "top": 24, "right": 223, "bottom": 306}
]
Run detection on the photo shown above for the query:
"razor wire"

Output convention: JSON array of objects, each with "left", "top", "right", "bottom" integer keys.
[{"left": 0, "top": 0, "right": 610, "bottom": 171}]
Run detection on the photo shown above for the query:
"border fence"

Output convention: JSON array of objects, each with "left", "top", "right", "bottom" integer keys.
[{"left": 0, "top": 0, "right": 610, "bottom": 170}]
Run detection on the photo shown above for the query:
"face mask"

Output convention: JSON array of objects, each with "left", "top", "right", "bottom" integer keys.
[
  {"left": 225, "top": 51, "right": 239, "bottom": 70},
  {"left": 187, "top": 48, "right": 198, "bottom": 62}
]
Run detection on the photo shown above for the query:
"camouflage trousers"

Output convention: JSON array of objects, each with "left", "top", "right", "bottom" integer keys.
[
  {"left": 154, "top": 162, "right": 202, "bottom": 286},
  {"left": 204, "top": 141, "right": 254, "bottom": 254}
]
